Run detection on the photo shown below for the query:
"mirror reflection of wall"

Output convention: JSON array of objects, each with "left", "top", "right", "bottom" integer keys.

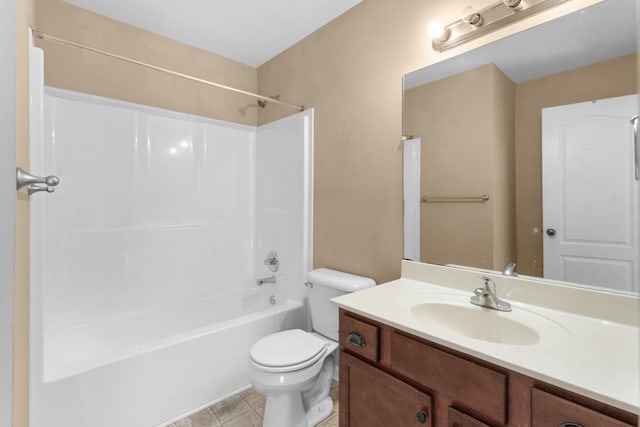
[
  {"left": 403, "top": 0, "right": 639, "bottom": 291},
  {"left": 404, "top": 64, "right": 516, "bottom": 271}
]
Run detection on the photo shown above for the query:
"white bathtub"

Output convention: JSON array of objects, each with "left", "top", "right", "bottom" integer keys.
[
  {"left": 29, "top": 83, "right": 314, "bottom": 427},
  {"left": 32, "top": 290, "right": 305, "bottom": 427}
]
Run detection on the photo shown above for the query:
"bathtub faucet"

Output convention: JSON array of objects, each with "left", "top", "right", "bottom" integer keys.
[{"left": 257, "top": 275, "right": 276, "bottom": 286}]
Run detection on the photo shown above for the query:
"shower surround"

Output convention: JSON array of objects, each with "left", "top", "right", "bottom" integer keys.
[{"left": 29, "top": 85, "right": 313, "bottom": 426}]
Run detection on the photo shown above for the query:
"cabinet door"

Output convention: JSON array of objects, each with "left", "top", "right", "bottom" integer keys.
[
  {"left": 448, "top": 407, "right": 493, "bottom": 427},
  {"left": 340, "top": 352, "right": 433, "bottom": 427}
]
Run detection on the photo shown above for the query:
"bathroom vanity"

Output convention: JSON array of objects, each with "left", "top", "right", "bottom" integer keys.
[{"left": 333, "top": 261, "right": 639, "bottom": 427}]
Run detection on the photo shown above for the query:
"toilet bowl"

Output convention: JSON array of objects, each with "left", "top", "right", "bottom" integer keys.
[
  {"left": 250, "top": 329, "right": 338, "bottom": 427},
  {"left": 248, "top": 268, "right": 375, "bottom": 427}
]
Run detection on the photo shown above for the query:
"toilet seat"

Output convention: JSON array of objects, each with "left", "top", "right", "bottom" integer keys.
[{"left": 250, "top": 329, "right": 329, "bottom": 373}]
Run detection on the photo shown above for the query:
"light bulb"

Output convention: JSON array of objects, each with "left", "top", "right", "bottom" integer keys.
[{"left": 429, "top": 22, "right": 451, "bottom": 43}]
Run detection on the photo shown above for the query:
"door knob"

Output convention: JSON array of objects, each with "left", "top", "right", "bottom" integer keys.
[
  {"left": 546, "top": 228, "right": 557, "bottom": 236},
  {"left": 16, "top": 167, "right": 60, "bottom": 196}
]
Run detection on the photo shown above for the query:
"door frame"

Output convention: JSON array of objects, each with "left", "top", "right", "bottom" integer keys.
[{"left": 0, "top": 0, "right": 17, "bottom": 424}]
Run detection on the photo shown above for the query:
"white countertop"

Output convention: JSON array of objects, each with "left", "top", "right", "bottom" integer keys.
[{"left": 332, "top": 261, "right": 640, "bottom": 414}]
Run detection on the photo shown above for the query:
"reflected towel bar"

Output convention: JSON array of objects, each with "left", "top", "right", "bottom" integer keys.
[{"left": 421, "top": 194, "right": 490, "bottom": 203}]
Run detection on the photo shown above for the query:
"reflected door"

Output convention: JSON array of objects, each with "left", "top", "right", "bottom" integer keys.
[{"left": 542, "top": 94, "right": 640, "bottom": 292}]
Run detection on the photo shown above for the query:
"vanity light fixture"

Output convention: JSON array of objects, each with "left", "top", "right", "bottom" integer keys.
[{"left": 432, "top": 0, "right": 571, "bottom": 52}]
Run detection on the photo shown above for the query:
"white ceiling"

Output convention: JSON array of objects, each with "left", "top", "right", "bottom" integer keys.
[{"left": 64, "top": 0, "right": 362, "bottom": 67}]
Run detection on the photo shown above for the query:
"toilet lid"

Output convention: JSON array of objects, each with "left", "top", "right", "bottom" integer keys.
[{"left": 250, "top": 329, "right": 329, "bottom": 370}]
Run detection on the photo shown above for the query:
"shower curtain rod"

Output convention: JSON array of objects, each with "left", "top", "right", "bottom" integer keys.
[{"left": 32, "top": 30, "right": 305, "bottom": 112}]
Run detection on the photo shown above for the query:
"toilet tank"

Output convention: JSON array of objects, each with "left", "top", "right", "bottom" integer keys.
[{"left": 307, "top": 268, "right": 375, "bottom": 341}]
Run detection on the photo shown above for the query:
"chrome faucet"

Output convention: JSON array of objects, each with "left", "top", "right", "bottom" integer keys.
[
  {"left": 503, "top": 262, "right": 517, "bottom": 277},
  {"left": 470, "top": 277, "right": 512, "bottom": 312}
]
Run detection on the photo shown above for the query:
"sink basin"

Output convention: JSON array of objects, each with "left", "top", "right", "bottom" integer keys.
[{"left": 409, "top": 295, "right": 569, "bottom": 346}]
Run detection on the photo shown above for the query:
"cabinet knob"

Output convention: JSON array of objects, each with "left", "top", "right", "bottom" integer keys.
[
  {"left": 347, "top": 331, "right": 365, "bottom": 347},
  {"left": 415, "top": 410, "right": 428, "bottom": 423},
  {"left": 559, "top": 424, "right": 584, "bottom": 427}
]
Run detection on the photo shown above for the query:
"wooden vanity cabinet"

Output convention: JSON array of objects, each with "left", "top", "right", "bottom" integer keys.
[{"left": 338, "top": 309, "right": 638, "bottom": 427}]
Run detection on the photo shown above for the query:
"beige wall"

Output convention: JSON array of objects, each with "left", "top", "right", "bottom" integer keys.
[
  {"left": 15, "top": 0, "right": 33, "bottom": 425},
  {"left": 33, "top": 0, "right": 259, "bottom": 126},
  {"left": 515, "top": 53, "right": 638, "bottom": 276},
  {"left": 404, "top": 64, "right": 515, "bottom": 270},
  {"left": 257, "top": 0, "right": 597, "bottom": 283},
  {"left": 489, "top": 65, "right": 516, "bottom": 268},
  {"left": 257, "top": 0, "right": 472, "bottom": 282}
]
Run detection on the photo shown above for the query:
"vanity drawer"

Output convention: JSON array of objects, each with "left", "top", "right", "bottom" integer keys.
[
  {"left": 390, "top": 332, "right": 507, "bottom": 425},
  {"left": 531, "top": 388, "right": 635, "bottom": 427},
  {"left": 339, "top": 312, "right": 379, "bottom": 363}
]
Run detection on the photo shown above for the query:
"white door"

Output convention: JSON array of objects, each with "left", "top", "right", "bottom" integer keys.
[
  {"left": 0, "top": 0, "right": 17, "bottom": 424},
  {"left": 542, "top": 94, "right": 640, "bottom": 292}
]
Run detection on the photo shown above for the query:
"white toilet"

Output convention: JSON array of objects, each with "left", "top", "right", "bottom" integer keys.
[{"left": 249, "top": 268, "right": 375, "bottom": 427}]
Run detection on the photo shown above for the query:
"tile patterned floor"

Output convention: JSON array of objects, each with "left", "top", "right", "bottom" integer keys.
[{"left": 169, "top": 381, "right": 339, "bottom": 427}]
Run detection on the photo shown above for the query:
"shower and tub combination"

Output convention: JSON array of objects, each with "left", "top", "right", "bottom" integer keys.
[{"left": 28, "top": 42, "right": 314, "bottom": 426}]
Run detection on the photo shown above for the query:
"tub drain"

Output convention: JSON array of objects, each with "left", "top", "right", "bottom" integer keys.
[{"left": 269, "top": 295, "right": 277, "bottom": 305}]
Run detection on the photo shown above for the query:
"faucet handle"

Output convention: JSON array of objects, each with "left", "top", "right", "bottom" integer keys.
[
  {"left": 480, "top": 276, "right": 496, "bottom": 294},
  {"left": 473, "top": 287, "right": 486, "bottom": 297},
  {"left": 263, "top": 251, "right": 279, "bottom": 272}
]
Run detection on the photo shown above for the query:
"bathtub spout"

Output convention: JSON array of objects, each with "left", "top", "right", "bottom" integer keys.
[{"left": 257, "top": 275, "right": 276, "bottom": 286}]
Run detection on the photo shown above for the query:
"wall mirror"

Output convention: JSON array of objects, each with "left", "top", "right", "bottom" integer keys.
[{"left": 402, "top": 0, "right": 639, "bottom": 294}]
